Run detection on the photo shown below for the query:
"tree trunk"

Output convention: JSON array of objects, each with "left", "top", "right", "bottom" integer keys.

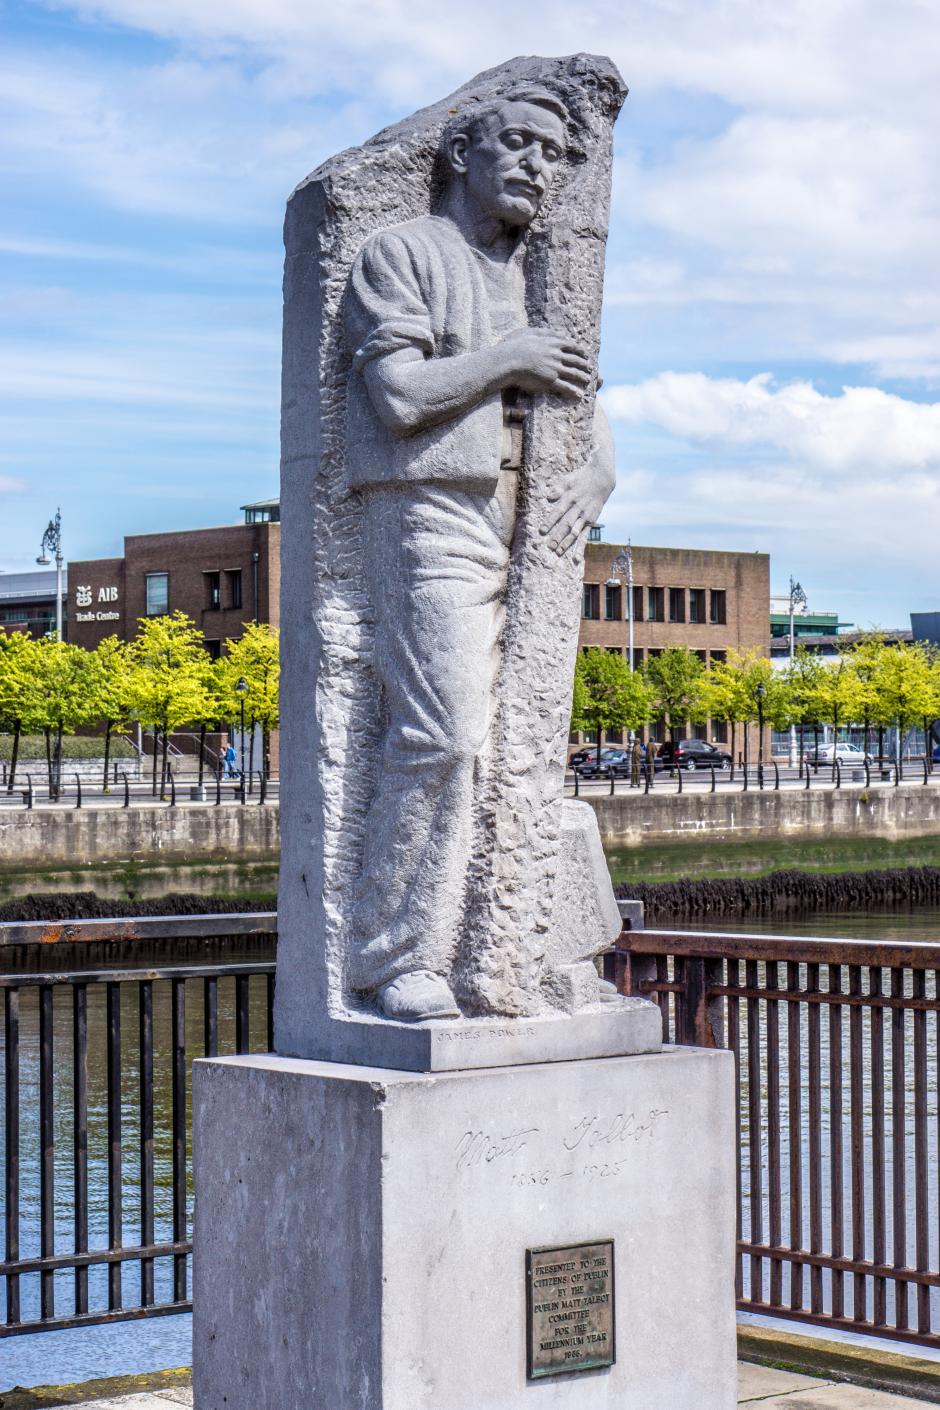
[
  {"left": 103, "top": 720, "right": 113, "bottom": 792},
  {"left": 730, "top": 720, "right": 736, "bottom": 781},
  {"left": 151, "top": 730, "right": 159, "bottom": 797},
  {"left": 160, "top": 723, "right": 170, "bottom": 800},
  {"left": 7, "top": 720, "right": 20, "bottom": 793},
  {"left": 45, "top": 728, "right": 53, "bottom": 794},
  {"left": 263, "top": 728, "right": 271, "bottom": 781},
  {"left": 198, "top": 722, "right": 207, "bottom": 787},
  {"left": 743, "top": 720, "right": 750, "bottom": 780}
]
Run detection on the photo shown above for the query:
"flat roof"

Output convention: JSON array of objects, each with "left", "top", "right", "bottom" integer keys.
[{"left": 0, "top": 569, "right": 66, "bottom": 602}]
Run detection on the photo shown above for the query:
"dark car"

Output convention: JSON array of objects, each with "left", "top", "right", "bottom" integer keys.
[
  {"left": 656, "top": 740, "right": 732, "bottom": 771},
  {"left": 575, "top": 745, "right": 647, "bottom": 779},
  {"left": 568, "top": 745, "right": 609, "bottom": 769}
]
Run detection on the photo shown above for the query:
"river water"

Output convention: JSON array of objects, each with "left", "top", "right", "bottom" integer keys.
[{"left": 2, "top": 911, "right": 940, "bottom": 1389}]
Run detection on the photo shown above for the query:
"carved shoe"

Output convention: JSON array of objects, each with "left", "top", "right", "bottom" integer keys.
[{"left": 378, "top": 970, "right": 461, "bottom": 1022}]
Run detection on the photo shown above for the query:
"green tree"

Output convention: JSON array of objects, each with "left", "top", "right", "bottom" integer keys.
[
  {"left": 85, "top": 635, "right": 133, "bottom": 791},
  {"left": 782, "top": 645, "right": 829, "bottom": 772},
  {"left": 705, "top": 649, "right": 785, "bottom": 777},
  {"left": 30, "top": 639, "right": 96, "bottom": 796},
  {"left": 872, "top": 642, "right": 935, "bottom": 773},
  {"left": 218, "top": 624, "right": 280, "bottom": 781},
  {"left": 125, "top": 612, "right": 214, "bottom": 799},
  {"left": 645, "top": 647, "right": 706, "bottom": 751},
  {"left": 0, "top": 633, "right": 42, "bottom": 793},
  {"left": 571, "top": 649, "right": 652, "bottom": 766},
  {"left": 816, "top": 651, "right": 864, "bottom": 778}
]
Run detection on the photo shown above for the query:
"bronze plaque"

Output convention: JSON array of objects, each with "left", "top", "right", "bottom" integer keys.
[{"left": 525, "top": 1240, "right": 615, "bottom": 1379}]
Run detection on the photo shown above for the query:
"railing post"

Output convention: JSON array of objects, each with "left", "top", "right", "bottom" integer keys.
[
  {"left": 74, "top": 773, "right": 82, "bottom": 809},
  {"left": 743, "top": 764, "right": 748, "bottom": 792},
  {"left": 758, "top": 762, "right": 764, "bottom": 790},
  {"left": 123, "top": 772, "right": 130, "bottom": 808},
  {"left": 710, "top": 764, "right": 716, "bottom": 793},
  {"left": 676, "top": 765, "right": 683, "bottom": 794},
  {"left": 679, "top": 956, "right": 725, "bottom": 1047},
  {"left": 773, "top": 759, "right": 780, "bottom": 791},
  {"left": 168, "top": 765, "right": 176, "bottom": 808},
  {"left": 25, "top": 773, "right": 33, "bottom": 810},
  {"left": 216, "top": 767, "right": 223, "bottom": 806},
  {"left": 923, "top": 757, "right": 929, "bottom": 786},
  {"left": 864, "top": 758, "right": 871, "bottom": 789},
  {"left": 259, "top": 770, "right": 268, "bottom": 805},
  {"left": 644, "top": 761, "right": 652, "bottom": 794},
  {"left": 835, "top": 760, "right": 841, "bottom": 790},
  {"left": 805, "top": 763, "right": 811, "bottom": 790},
  {"left": 573, "top": 769, "right": 579, "bottom": 797},
  {"left": 609, "top": 768, "right": 615, "bottom": 797}
]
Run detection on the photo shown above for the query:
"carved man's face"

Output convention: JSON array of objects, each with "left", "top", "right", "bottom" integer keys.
[{"left": 449, "top": 100, "right": 566, "bottom": 228}]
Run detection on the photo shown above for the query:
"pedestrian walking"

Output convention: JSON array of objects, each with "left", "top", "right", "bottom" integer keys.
[
  {"left": 223, "top": 742, "right": 238, "bottom": 778},
  {"left": 630, "top": 736, "right": 642, "bottom": 788},
  {"left": 647, "top": 739, "right": 659, "bottom": 788}
]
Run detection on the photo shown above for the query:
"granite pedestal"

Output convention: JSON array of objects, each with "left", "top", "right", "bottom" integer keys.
[{"left": 192, "top": 1045, "right": 737, "bottom": 1410}]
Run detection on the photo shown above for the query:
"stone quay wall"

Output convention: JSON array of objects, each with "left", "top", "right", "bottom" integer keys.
[
  {"left": 584, "top": 786, "right": 940, "bottom": 850},
  {"left": 3, "top": 787, "right": 940, "bottom": 871},
  {"left": 0, "top": 802, "right": 279, "bottom": 870}
]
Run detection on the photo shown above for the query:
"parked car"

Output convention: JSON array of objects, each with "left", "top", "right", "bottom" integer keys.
[
  {"left": 568, "top": 745, "right": 608, "bottom": 769},
  {"left": 806, "top": 742, "right": 872, "bottom": 766},
  {"left": 575, "top": 745, "right": 647, "bottom": 779},
  {"left": 655, "top": 740, "right": 733, "bottom": 771}
]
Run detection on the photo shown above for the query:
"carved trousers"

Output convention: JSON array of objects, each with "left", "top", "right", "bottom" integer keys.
[{"left": 350, "top": 473, "right": 518, "bottom": 992}]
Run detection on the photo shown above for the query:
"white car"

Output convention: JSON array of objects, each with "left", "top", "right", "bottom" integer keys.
[{"left": 807, "top": 742, "right": 872, "bottom": 765}]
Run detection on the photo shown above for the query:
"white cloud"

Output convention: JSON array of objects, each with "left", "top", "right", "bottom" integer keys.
[{"left": 603, "top": 373, "right": 940, "bottom": 475}]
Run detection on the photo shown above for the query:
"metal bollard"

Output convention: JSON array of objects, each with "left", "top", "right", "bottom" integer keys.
[
  {"left": 24, "top": 773, "right": 33, "bottom": 810},
  {"left": 75, "top": 773, "right": 82, "bottom": 809},
  {"left": 169, "top": 765, "right": 176, "bottom": 807},
  {"left": 258, "top": 770, "right": 267, "bottom": 804},
  {"left": 742, "top": 765, "right": 748, "bottom": 793},
  {"left": 895, "top": 761, "right": 901, "bottom": 787},
  {"left": 773, "top": 760, "right": 780, "bottom": 791},
  {"left": 123, "top": 772, "right": 130, "bottom": 808},
  {"left": 609, "top": 769, "right": 615, "bottom": 797},
  {"left": 805, "top": 763, "right": 811, "bottom": 790},
  {"left": 573, "top": 769, "right": 579, "bottom": 797},
  {"left": 216, "top": 767, "right": 223, "bottom": 806},
  {"left": 834, "top": 760, "right": 841, "bottom": 790},
  {"left": 644, "top": 761, "right": 652, "bottom": 794},
  {"left": 923, "top": 757, "right": 930, "bottom": 786},
  {"left": 758, "top": 763, "right": 764, "bottom": 791},
  {"left": 864, "top": 758, "right": 871, "bottom": 789},
  {"left": 710, "top": 764, "right": 716, "bottom": 793},
  {"left": 240, "top": 769, "right": 247, "bottom": 805},
  {"left": 676, "top": 765, "right": 683, "bottom": 794}
]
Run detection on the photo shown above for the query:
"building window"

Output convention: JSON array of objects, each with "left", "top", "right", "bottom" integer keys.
[
  {"left": 203, "top": 639, "right": 221, "bottom": 660},
  {"left": 692, "top": 722, "right": 708, "bottom": 740},
  {"left": 714, "top": 721, "right": 728, "bottom": 744},
  {"left": 145, "top": 572, "right": 168, "bottom": 616},
  {"left": 584, "top": 729, "right": 597, "bottom": 743},
  {"left": 647, "top": 647, "right": 663, "bottom": 660},
  {"left": 606, "top": 646, "right": 623, "bottom": 656},
  {"left": 648, "top": 718, "right": 665, "bottom": 743},
  {"left": 630, "top": 647, "right": 644, "bottom": 669},
  {"left": 604, "top": 583, "right": 621, "bottom": 620},
  {"left": 606, "top": 728, "right": 623, "bottom": 745},
  {"left": 693, "top": 649, "right": 707, "bottom": 664},
  {"left": 582, "top": 584, "right": 600, "bottom": 619},
  {"left": 689, "top": 588, "right": 706, "bottom": 624},
  {"left": 668, "top": 588, "right": 685, "bottom": 624},
  {"left": 588, "top": 525, "right": 603, "bottom": 543},
  {"left": 227, "top": 569, "right": 243, "bottom": 610},
  {"left": 648, "top": 587, "right": 664, "bottom": 622},
  {"left": 711, "top": 649, "right": 726, "bottom": 664},
  {"left": 710, "top": 589, "right": 727, "bottom": 625},
  {"left": 205, "top": 571, "right": 221, "bottom": 610},
  {"left": 631, "top": 586, "right": 644, "bottom": 622}
]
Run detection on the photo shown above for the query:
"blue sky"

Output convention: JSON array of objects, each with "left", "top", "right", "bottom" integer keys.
[{"left": 2, "top": 0, "right": 940, "bottom": 626}]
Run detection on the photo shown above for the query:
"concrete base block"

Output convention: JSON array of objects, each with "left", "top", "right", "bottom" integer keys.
[{"left": 193, "top": 1047, "right": 737, "bottom": 1410}]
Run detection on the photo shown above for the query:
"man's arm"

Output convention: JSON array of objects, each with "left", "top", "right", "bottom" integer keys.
[{"left": 364, "top": 328, "right": 593, "bottom": 436}]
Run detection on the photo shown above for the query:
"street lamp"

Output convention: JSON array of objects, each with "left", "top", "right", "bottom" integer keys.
[
  {"left": 235, "top": 676, "right": 248, "bottom": 803},
  {"left": 756, "top": 681, "right": 766, "bottom": 789},
  {"left": 787, "top": 576, "right": 807, "bottom": 768},
  {"left": 36, "top": 507, "right": 64, "bottom": 640}
]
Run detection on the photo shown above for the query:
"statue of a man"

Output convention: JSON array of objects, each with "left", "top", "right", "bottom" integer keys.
[{"left": 344, "top": 89, "right": 615, "bottom": 1022}]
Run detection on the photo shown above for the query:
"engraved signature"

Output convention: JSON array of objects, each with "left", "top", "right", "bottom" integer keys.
[
  {"left": 562, "top": 1108, "right": 669, "bottom": 1152},
  {"left": 455, "top": 1126, "right": 540, "bottom": 1171}
]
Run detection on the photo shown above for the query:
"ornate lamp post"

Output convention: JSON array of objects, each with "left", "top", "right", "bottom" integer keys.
[
  {"left": 756, "top": 681, "right": 766, "bottom": 789},
  {"left": 36, "top": 507, "right": 64, "bottom": 640},
  {"left": 787, "top": 576, "right": 807, "bottom": 768}
]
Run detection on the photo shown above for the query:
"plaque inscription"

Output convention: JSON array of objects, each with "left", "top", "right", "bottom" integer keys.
[{"left": 525, "top": 1240, "right": 615, "bottom": 1379}]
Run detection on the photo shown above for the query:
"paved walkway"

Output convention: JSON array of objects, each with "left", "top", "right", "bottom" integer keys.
[{"left": 53, "top": 1364, "right": 938, "bottom": 1407}]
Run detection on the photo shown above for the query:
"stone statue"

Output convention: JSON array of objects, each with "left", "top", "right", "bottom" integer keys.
[{"left": 275, "top": 54, "right": 647, "bottom": 1064}]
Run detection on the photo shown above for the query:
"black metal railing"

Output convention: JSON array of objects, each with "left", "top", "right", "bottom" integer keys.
[
  {"left": 609, "top": 927, "right": 940, "bottom": 1350},
  {"left": 1, "top": 914, "right": 276, "bottom": 1338}
]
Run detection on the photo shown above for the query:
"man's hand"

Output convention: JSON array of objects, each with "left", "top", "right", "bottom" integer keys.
[
  {"left": 543, "top": 403, "right": 617, "bottom": 557},
  {"left": 496, "top": 327, "right": 592, "bottom": 400}
]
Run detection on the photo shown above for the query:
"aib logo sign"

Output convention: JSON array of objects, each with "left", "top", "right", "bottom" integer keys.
[{"left": 76, "top": 585, "right": 92, "bottom": 607}]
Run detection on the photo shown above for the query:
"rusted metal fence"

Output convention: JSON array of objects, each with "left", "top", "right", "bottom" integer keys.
[
  {"left": 1, "top": 915, "right": 277, "bottom": 1338},
  {"left": 609, "top": 927, "right": 940, "bottom": 1349}
]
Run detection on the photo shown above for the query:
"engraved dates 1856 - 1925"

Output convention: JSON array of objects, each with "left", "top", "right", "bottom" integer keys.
[{"left": 525, "top": 1240, "right": 615, "bottom": 1379}]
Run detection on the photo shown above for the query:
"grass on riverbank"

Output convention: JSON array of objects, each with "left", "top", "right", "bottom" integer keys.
[
  {"left": 605, "top": 832, "right": 940, "bottom": 884},
  {"left": 0, "top": 733, "right": 135, "bottom": 759}
]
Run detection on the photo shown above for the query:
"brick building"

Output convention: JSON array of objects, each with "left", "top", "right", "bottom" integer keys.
[
  {"left": 68, "top": 500, "right": 280, "bottom": 655},
  {"left": 578, "top": 541, "right": 770, "bottom": 747}
]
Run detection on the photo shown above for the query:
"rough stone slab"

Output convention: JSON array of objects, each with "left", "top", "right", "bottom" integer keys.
[
  {"left": 193, "top": 1046, "right": 737, "bottom": 1409},
  {"left": 245, "top": 998, "right": 658, "bottom": 1073}
]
